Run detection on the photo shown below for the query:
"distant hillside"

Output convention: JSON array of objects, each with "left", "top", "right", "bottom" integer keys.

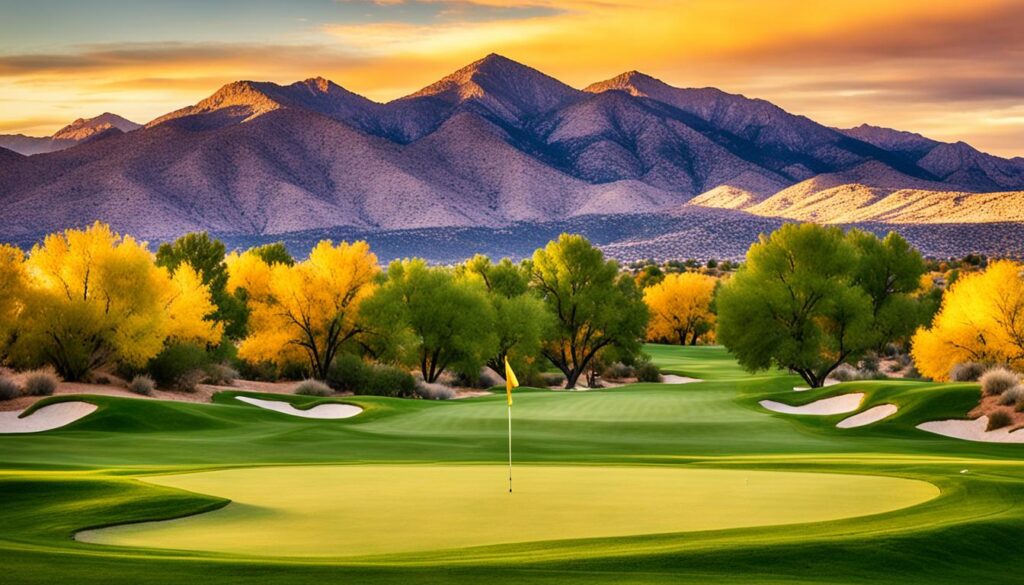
[
  {"left": 0, "top": 54, "right": 1022, "bottom": 258},
  {"left": 0, "top": 113, "right": 140, "bottom": 155}
]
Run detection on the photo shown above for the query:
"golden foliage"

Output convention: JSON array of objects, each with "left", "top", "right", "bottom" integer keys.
[
  {"left": 912, "top": 260, "right": 1024, "bottom": 381},
  {"left": 643, "top": 273, "right": 717, "bottom": 344},
  {"left": 0, "top": 244, "right": 27, "bottom": 353},
  {"left": 9, "top": 222, "right": 221, "bottom": 379},
  {"left": 229, "top": 240, "right": 379, "bottom": 379}
]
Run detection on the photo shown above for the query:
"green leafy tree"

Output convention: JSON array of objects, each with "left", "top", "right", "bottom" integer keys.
[
  {"left": 717, "top": 224, "right": 885, "bottom": 388},
  {"left": 458, "top": 255, "right": 552, "bottom": 377},
  {"left": 250, "top": 242, "right": 294, "bottom": 266},
  {"left": 529, "top": 234, "right": 649, "bottom": 388},
  {"left": 156, "top": 233, "right": 247, "bottom": 339},
  {"left": 363, "top": 259, "right": 498, "bottom": 383},
  {"left": 847, "top": 229, "right": 928, "bottom": 348}
]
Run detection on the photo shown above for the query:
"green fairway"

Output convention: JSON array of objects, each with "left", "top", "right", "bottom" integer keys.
[
  {"left": 78, "top": 465, "right": 937, "bottom": 557},
  {"left": 3, "top": 344, "right": 1024, "bottom": 584}
]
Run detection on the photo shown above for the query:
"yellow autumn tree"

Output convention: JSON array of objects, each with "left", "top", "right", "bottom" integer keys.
[
  {"left": 228, "top": 240, "right": 379, "bottom": 380},
  {"left": 912, "top": 260, "right": 1024, "bottom": 381},
  {"left": 643, "top": 272, "right": 717, "bottom": 345},
  {"left": 9, "top": 222, "right": 221, "bottom": 380},
  {"left": 0, "top": 245, "right": 27, "bottom": 356}
]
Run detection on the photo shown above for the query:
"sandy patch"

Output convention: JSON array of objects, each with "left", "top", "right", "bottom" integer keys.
[
  {"left": 452, "top": 390, "right": 492, "bottom": 399},
  {"left": 837, "top": 404, "right": 898, "bottom": 428},
  {"left": 0, "top": 401, "right": 98, "bottom": 433},
  {"left": 662, "top": 375, "right": 701, "bottom": 384},
  {"left": 794, "top": 379, "right": 841, "bottom": 392},
  {"left": 235, "top": 396, "right": 362, "bottom": 419},
  {"left": 917, "top": 416, "right": 1024, "bottom": 443},
  {"left": 760, "top": 393, "right": 864, "bottom": 416},
  {"left": 0, "top": 378, "right": 301, "bottom": 412}
]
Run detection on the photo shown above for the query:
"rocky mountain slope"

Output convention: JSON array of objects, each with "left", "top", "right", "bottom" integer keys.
[
  {"left": 0, "top": 54, "right": 1022, "bottom": 255},
  {"left": 0, "top": 113, "right": 140, "bottom": 155}
]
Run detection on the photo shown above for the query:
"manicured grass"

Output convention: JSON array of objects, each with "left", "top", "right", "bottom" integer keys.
[
  {"left": 79, "top": 465, "right": 937, "bottom": 557},
  {"left": 2, "top": 345, "right": 1024, "bottom": 584}
]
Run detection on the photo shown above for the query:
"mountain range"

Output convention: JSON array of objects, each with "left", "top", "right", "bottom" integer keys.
[{"left": 1, "top": 54, "right": 1022, "bottom": 259}]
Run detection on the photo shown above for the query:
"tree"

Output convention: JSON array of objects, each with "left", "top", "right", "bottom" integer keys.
[
  {"left": 227, "top": 240, "right": 379, "bottom": 381},
  {"left": 847, "top": 230, "right": 927, "bottom": 348},
  {"left": 529, "top": 234, "right": 648, "bottom": 389},
  {"left": 250, "top": 242, "right": 294, "bottom": 266},
  {"left": 912, "top": 260, "right": 1024, "bottom": 380},
  {"left": 457, "top": 255, "right": 551, "bottom": 376},
  {"left": 9, "top": 223, "right": 221, "bottom": 380},
  {"left": 156, "top": 232, "right": 247, "bottom": 339},
  {"left": 635, "top": 265, "right": 665, "bottom": 289},
  {"left": 644, "top": 272, "right": 717, "bottom": 345},
  {"left": 363, "top": 259, "right": 497, "bottom": 383},
  {"left": 0, "top": 245, "right": 27, "bottom": 359},
  {"left": 716, "top": 224, "right": 875, "bottom": 388}
]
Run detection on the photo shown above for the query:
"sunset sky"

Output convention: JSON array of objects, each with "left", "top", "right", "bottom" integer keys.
[{"left": 1, "top": 0, "right": 1022, "bottom": 156}]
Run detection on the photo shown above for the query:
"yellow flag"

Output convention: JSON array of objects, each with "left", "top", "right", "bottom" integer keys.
[{"left": 504, "top": 356, "right": 519, "bottom": 406}]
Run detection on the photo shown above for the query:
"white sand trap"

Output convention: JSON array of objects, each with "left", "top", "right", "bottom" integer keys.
[
  {"left": 917, "top": 416, "right": 1024, "bottom": 443},
  {"left": 760, "top": 393, "right": 864, "bottom": 416},
  {"left": 0, "top": 401, "right": 98, "bottom": 433},
  {"left": 662, "top": 375, "right": 702, "bottom": 384},
  {"left": 794, "top": 379, "right": 841, "bottom": 392},
  {"left": 235, "top": 396, "right": 361, "bottom": 419},
  {"left": 837, "top": 404, "right": 898, "bottom": 428}
]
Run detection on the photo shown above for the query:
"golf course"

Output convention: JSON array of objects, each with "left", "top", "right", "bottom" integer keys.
[{"left": 3, "top": 344, "right": 1023, "bottom": 584}]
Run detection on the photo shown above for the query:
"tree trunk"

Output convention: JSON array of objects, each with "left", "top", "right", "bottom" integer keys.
[{"left": 564, "top": 368, "right": 582, "bottom": 389}]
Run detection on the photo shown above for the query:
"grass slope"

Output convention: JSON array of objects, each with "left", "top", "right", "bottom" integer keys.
[{"left": 2, "top": 344, "right": 1023, "bottom": 584}]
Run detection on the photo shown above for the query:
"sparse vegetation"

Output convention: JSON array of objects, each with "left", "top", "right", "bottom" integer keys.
[
  {"left": 950, "top": 362, "right": 988, "bottom": 382},
  {"left": 204, "top": 364, "right": 238, "bottom": 386},
  {"left": 23, "top": 370, "right": 59, "bottom": 396},
  {"left": 294, "top": 379, "right": 332, "bottom": 397},
  {"left": 128, "top": 375, "right": 155, "bottom": 396},
  {"left": 980, "top": 367, "right": 1018, "bottom": 396},
  {"left": 0, "top": 377, "right": 21, "bottom": 401},
  {"left": 986, "top": 409, "right": 1013, "bottom": 431},
  {"left": 635, "top": 362, "right": 662, "bottom": 383}
]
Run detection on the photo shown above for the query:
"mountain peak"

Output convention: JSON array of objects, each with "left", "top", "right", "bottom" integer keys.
[
  {"left": 403, "top": 53, "right": 580, "bottom": 119},
  {"left": 584, "top": 70, "right": 672, "bottom": 97},
  {"left": 51, "top": 112, "right": 141, "bottom": 141}
]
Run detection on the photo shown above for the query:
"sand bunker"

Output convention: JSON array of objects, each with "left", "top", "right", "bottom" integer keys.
[
  {"left": 794, "top": 379, "right": 841, "bottom": 392},
  {"left": 235, "top": 396, "right": 362, "bottom": 419},
  {"left": 837, "top": 404, "right": 898, "bottom": 428},
  {"left": 0, "top": 401, "right": 97, "bottom": 433},
  {"left": 662, "top": 375, "right": 701, "bottom": 384},
  {"left": 917, "top": 416, "right": 1024, "bottom": 443},
  {"left": 760, "top": 393, "right": 864, "bottom": 416}
]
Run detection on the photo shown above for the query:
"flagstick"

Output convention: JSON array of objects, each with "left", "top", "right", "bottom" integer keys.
[{"left": 507, "top": 403, "right": 513, "bottom": 493}]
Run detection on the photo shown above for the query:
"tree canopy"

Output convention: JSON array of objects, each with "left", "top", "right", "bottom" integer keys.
[
  {"left": 227, "top": 240, "right": 379, "bottom": 380},
  {"left": 717, "top": 224, "right": 883, "bottom": 388},
  {"left": 529, "top": 234, "right": 648, "bottom": 388},
  {"left": 363, "top": 259, "right": 497, "bottom": 383},
  {"left": 912, "top": 260, "right": 1024, "bottom": 380},
  {"left": 8, "top": 223, "right": 220, "bottom": 380},
  {"left": 644, "top": 272, "right": 717, "bottom": 345}
]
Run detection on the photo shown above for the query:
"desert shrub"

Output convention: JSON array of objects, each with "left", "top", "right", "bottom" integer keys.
[
  {"left": 128, "top": 375, "right": 155, "bottom": 396},
  {"left": 327, "top": 354, "right": 371, "bottom": 392},
  {"left": 478, "top": 367, "right": 504, "bottom": 388},
  {"left": 829, "top": 364, "right": 858, "bottom": 382},
  {"left": 148, "top": 342, "right": 210, "bottom": 389},
  {"left": 0, "top": 377, "right": 22, "bottom": 401},
  {"left": 950, "top": 362, "right": 988, "bottom": 382},
  {"left": 980, "top": 367, "right": 1019, "bottom": 396},
  {"left": 417, "top": 381, "right": 455, "bottom": 400},
  {"left": 278, "top": 361, "right": 310, "bottom": 381},
  {"left": 886, "top": 361, "right": 905, "bottom": 373},
  {"left": 882, "top": 343, "right": 900, "bottom": 358},
  {"left": 234, "top": 359, "right": 277, "bottom": 382},
  {"left": 328, "top": 355, "right": 416, "bottom": 397},
  {"left": 542, "top": 373, "right": 564, "bottom": 387},
  {"left": 987, "top": 409, "right": 1014, "bottom": 431},
  {"left": 999, "top": 386, "right": 1024, "bottom": 406},
  {"left": 859, "top": 354, "right": 880, "bottom": 373},
  {"left": 204, "top": 363, "right": 238, "bottom": 386},
  {"left": 363, "top": 366, "right": 416, "bottom": 397},
  {"left": 173, "top": 370, "right": 205, "bottom": 392},
  {"left": 602, "top": 362, "right": 634, "bottom": 380},
  {"left": 636, "top": 362, "right": 662, "bottom": 383},
  {"left": 91, "top": 374, "right": 112, "bottom": 385},
  {"left": 294, "top": 379, "right": 333, "bottom": 396},
  {"left": 23, "top": 370, "right": 59, "bottom": 396}
]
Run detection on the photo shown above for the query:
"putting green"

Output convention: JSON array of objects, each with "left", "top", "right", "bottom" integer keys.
[{"left": 79, "top": 465, "right": 938, "bottom": 558}]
